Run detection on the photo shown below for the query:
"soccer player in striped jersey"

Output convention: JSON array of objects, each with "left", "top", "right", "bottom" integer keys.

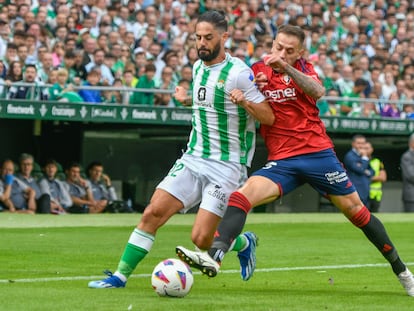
[
  {"left": 178, "top": 24, "right": 414, "bottom": 296},
  {"left": 88, "top": 10, "right": 274, "bottom": 288}
]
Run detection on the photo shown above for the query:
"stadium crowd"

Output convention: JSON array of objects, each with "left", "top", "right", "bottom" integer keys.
[{"left": 0, "top": 0, "right": 413, "bottom": 116}]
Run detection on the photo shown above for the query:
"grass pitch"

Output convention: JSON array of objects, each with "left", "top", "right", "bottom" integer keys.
[{"left": 1, "top": 213, "right": 414, "bottom": 311}]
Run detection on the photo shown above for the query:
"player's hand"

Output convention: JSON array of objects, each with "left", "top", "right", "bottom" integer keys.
[
  {"left": 173, "top": 86, "right": 187, "bottom": 103},
  {"left": 230, "top": 89, "right": 246, "bottom": 106},
  {"left": 263, "top": 54, "right": 287, "bottom": 73},
  {"left": 255, "top": 72, "right": 268, "bottom": 90}
]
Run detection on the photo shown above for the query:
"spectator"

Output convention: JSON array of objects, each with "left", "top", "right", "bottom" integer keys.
[
  {"left": 47, "top": 68, "right": 59, "bottom": 85},
  {"left": 339, "top": 78, "right": 369, "bottom": 116},
  {"left": 335, "top": 64, "right": 354, "bottom": 96},
  {"left": 37, "top": 51, "right": 55, "bottom": 83},
  {"left": 381, "top": 71, "right": 397, "bottom": 100},
  {"left": 80, "top": 37, "right": 97, "bottom": 68},
  {"left": 4, "top": 43, "right": 19, "bottom": 70},
  {"left": 400, "top": 133, "right": 414, "bottom": 212},
  {"left": 49, "top": 68, "right": 74, "bottom": 101},
  {"left": 154, "top": 65, "right": 175, "bottom": 106},
  {"left": 367, "top": 142, "right": 387, "bottom": 213},
  {"left": 60, "top": 50, "right": 79, "bottom": 85},
  {"left": 1, "top": 159, "right": 36, "bottom": 214},
  {"left": 359, "top": 93, "right": 381, "bottom": 118},
  {"left": 7, "top": 64, "right": 49, "bottom": 100},
  {"left": 0, "top": 19, "right": 10, "bottom": 60},
  {"left": 380, "top": 92, "right": 401, "bottom": 118},
  {"left": 401, "top": 104, "right": 414, "bottom": 119},
  {"left": 16, "top": 153, "right": 51, "bottom": 214},
  {"left": 72, "top": 49, "right": 88, "bottom": 83},
  {"left": 0, "top": 160, "right": 16, "bottom": 213},
  {"left": 85, "top": 48, "right": 115, "bottom": 85},
  {"left": 63, "top": 162, "right": 106, "bottom": 214},
  {"left": 78, "top": 67, "right": 103, "bottom": 103},
  {"left": 38, "top": 158, "right": 71, "bottom": 214},
  {"left": 103, "top": 78, "right": 123, "bottom": 104},
  {"left": 4, "top": 60, "right": 23, "bottom": 85},
  {"left": 86, "top": 161, "right": 131, "bottom": 213},
  {"left": 129, "top": 63, "right": 156, "bottom": 105},
  {"left": 51, "top": 41, "right": 65, "bottom": 68},
  {"left": 16, "top": 44, "right": 29, "bottom": 66},
  {"left": 343, "top": 135, "right": 374, "bottom": 207},
  {"left": 132, "top": 49, "right": 148, "bottom": 77}
]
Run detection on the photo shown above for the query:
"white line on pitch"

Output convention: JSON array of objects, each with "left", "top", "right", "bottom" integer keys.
[{"left": 1, "top": 262, "right": 413, "bottom": 284}]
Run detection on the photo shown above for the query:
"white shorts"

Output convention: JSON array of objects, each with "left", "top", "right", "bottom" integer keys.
[{"left": 156, "top": 153, "right": 248, "bottom": 217}]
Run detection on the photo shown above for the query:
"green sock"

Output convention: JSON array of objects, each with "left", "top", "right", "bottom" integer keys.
[
  {"left": 116, "top": 229, "right": 154, "bottom": 278},
  {"left": 229, "top": 234, "right": 248, "bottom": 252}
]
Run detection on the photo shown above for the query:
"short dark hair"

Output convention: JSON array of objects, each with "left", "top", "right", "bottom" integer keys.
[
  {"left": 145, "top": 63, "right": 156, "bottom": 73},
  {"left": 24, "top": 64, "right": 37, "bottom": 71},
  {"left": 86, "top": 161, "right": 103, "bottom": 174},
  {"left": 277, "top": 24, "right": 305, "bottom": 46},
  {"left": 44, "top": 158, "right": 58, "bottom": 167},
  {"left": 197, "top": 10, "right": 227, "bottom": 32}
]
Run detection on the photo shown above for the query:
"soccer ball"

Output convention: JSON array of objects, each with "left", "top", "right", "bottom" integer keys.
[{"left": 151, "top": 258, "right": 194, "bottom": 298}]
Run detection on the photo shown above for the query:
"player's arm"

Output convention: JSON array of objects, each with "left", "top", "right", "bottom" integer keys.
[
  {"left": 173, "top": 86, "right": 192, "bottom": 106},
  {"left": 264, "top": 56, "right": 325, "bottom": 100},
  {"left": 283, "top": 64, "right": 325, "bottom": 100},
  {"left": 230, "top": 89, "right": 274, "bottom": 125},
  {"left": 232, "top": 69, "right": 275, "bottom": 126}
]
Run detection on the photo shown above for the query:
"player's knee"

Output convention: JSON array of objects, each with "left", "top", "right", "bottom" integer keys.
[
  {"left": 139, "top": 205, "right": 166, "bottom": 230},
  {"left": 191, "top": 232, "right": 212, "bottom": 251}
]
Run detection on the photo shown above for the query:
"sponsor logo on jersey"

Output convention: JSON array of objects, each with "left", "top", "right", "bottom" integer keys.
[
  {"left": 262, "top": 88, "right": 297, "bottom": 101},
  {"left": 249, "top": 73, "right": 254, "bottom": 81}
]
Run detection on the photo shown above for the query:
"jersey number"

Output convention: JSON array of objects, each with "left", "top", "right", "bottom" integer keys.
[{"left": 168, "top": 162, "right": 184, "bottom": 177}]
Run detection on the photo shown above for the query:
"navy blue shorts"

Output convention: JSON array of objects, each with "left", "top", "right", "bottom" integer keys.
[{"left": 252, "top": 149, "right": 356, "bottom": 197}]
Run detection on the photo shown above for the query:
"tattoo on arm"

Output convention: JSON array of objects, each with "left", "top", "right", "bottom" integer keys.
[{"left": 284, "top": 64, "right": 325, "bottom": 99}]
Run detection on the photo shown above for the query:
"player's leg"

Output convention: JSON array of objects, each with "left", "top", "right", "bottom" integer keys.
[
  {"left": 207, "top": 175, "right": 280, "bottom": 281},
  {"left": 331, "top": 192, "right": 414, "bottom": 296},
  {"left": 314, "top": 149, "right": 414, "bottom": 296},
  {"left": 177, "top": 160, "right": 251, "bottom": 277},
  {"left": 88, "top": 189, "right": 184, "bottom": 288},
  {"left": 177, "top": 208, "right": 222, "bottom": 277},
  {"left": 89, "top": 157, "right": 200, "bottom": 289}
]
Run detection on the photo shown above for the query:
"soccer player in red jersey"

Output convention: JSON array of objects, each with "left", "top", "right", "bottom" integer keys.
[{"left": 177, "top": 24, "right": 414, "bottom": 295}]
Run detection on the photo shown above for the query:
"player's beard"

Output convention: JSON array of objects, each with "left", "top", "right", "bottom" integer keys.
[{"left": 197, "top": 42, "right": 221, "bottom": 62}]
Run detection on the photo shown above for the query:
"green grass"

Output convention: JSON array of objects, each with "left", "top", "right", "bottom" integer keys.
[{"left": 1, "top": 213, "right": 414, "bottom": 311}]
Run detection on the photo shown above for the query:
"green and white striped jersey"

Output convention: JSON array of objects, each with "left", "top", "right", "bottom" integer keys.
[{"left": 185, "top": 53, "right": 266, "bottom": 167}]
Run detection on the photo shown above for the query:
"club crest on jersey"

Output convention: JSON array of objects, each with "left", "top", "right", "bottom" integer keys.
[
  {"left": 198, "top": 87, "right": 206, "bottom": 101},
  {"left": 281, "top": 74, "right": 291, "bottom": 85},
  {"left": 216, "top": 79, "right": 225, "bottom": 89}
]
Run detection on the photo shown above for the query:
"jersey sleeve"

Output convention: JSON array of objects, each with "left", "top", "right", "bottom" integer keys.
[{"left": 235, "top": 66, "right": 266, "bottom": 104}]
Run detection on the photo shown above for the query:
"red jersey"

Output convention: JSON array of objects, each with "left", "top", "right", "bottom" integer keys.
[{"left": 251, "top": 59, "right": 334, "bottom": 161}]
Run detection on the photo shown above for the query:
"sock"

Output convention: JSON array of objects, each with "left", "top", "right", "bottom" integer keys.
[
  {"left": 208, "top": 192, "right": 251, "bottom": 262},
  {"left": 350, "top": 206, "right": 406, "bottom": 275},
  {"left": 116, "top": 228, "right": 155, "bottom": 279}
]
